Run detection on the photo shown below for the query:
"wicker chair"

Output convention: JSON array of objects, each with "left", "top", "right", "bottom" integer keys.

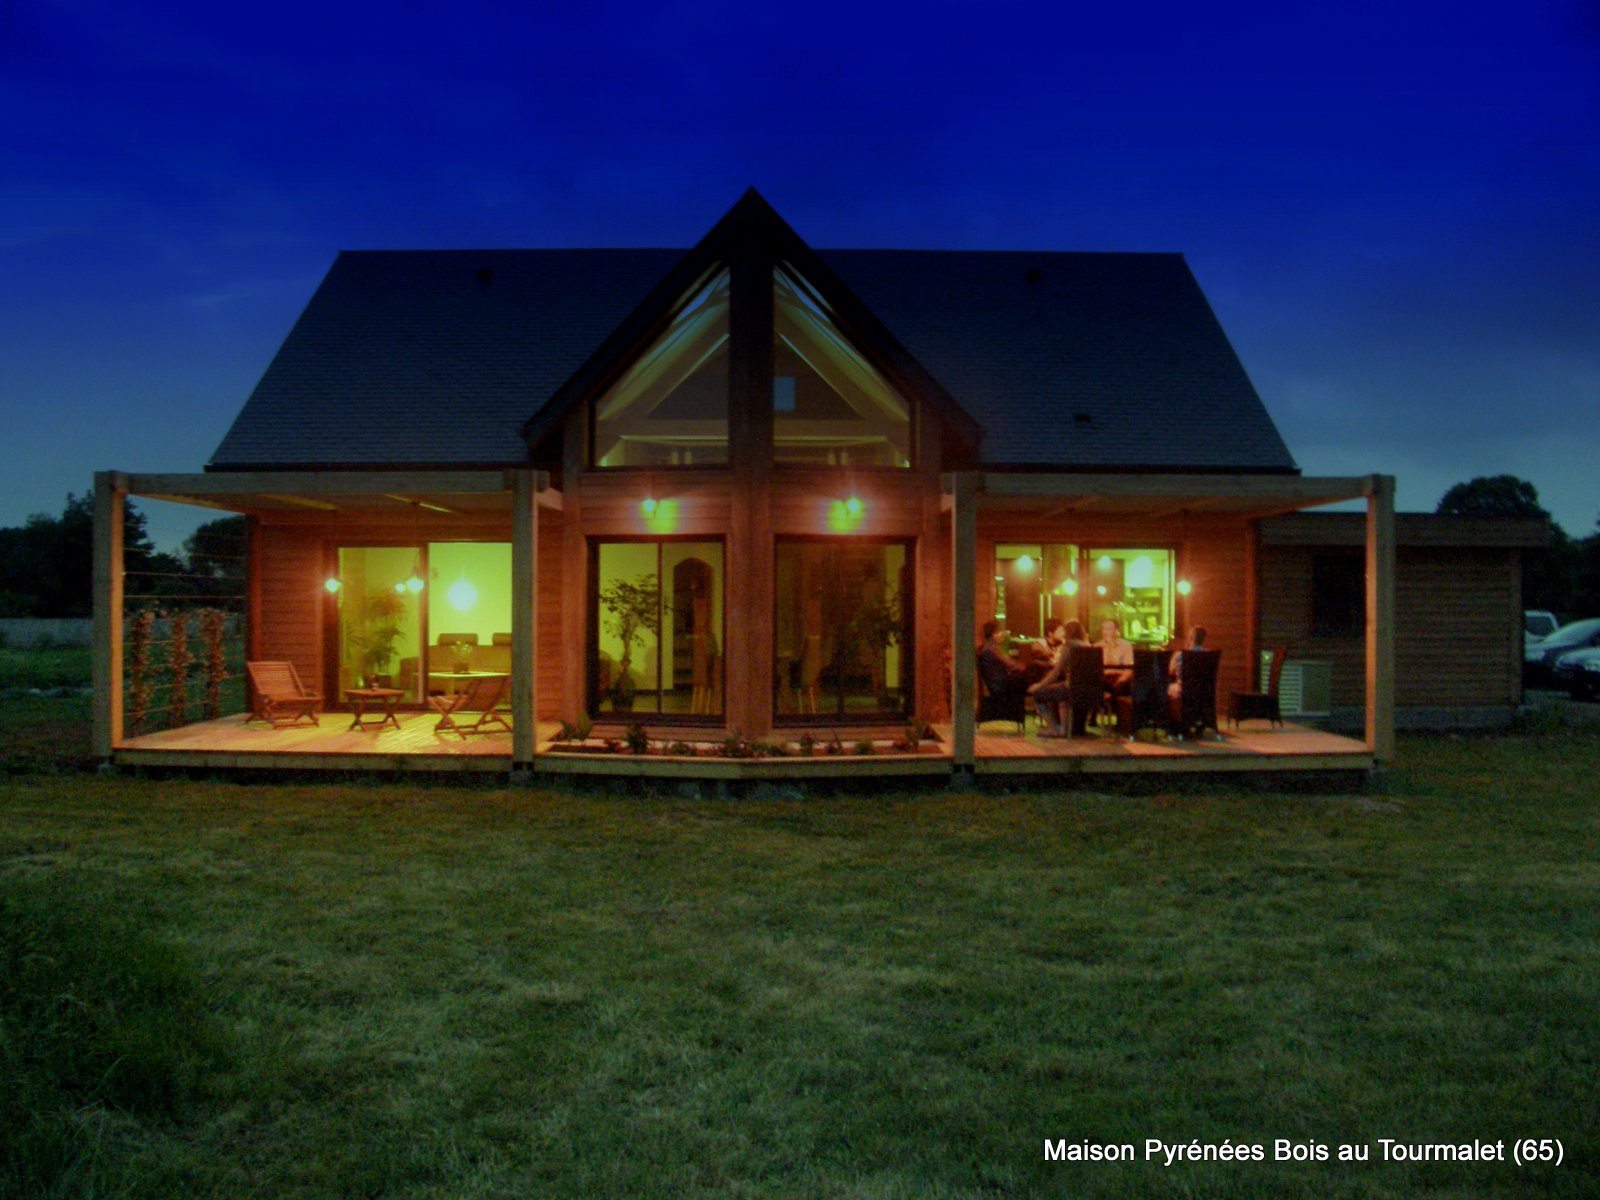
[
  {"left": 976, "top": 654, "right": 1029, "bottom": 733},
  {"left": 1230, "top": 645, "right": 1288, "bottom": 728},
  {"left": 1064, "top": 644, "right": 1104, "bottom": 736},
  {"left": 1169, "top": 648, "right": 1222, "bottom": 739}
]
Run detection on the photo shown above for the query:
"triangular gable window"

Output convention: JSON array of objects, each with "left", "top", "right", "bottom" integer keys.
[
  {"left": 773, "top": 263, "right": 912, "bottom": 468},
  {"left": 593, "top": 266, "right": 730, "bottom": 467}
]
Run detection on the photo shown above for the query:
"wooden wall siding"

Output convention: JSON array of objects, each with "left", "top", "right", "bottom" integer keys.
[
  {"left": 972, "top": 512, "right": 1256, "bottom": 702},
  {"left": 1259, "top": 545, "right": 1521, "bottom": 708},
  {"left": 537, "top": 506, "right": 564, "bottom": 719},
  {"left": 254, "top": 524, "right": 324, "bottom": 691}
]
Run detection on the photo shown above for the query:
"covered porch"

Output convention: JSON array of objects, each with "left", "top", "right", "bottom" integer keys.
[{"left": 945, "top": 470, "right": 1396, "bottom": 773}]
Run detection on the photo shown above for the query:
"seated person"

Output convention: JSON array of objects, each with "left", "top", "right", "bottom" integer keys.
[
  {"left": 978, "top": 619, "right": 1027, "bottom": 699},
  {"left": 1023, "top": 618, "right": 1067, "bottom": 685},
  {"left": 1027, "top": 620, "right": 1089, "bottom": 735},
  {"left": 1096, "top": 618, "right": 1134, "bottom": 696},
  {"left": 1167, "top": 625, "right": 1208, "bottom": 713}
]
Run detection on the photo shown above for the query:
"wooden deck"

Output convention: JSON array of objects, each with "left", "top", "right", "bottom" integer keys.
[
  {"left": 114, "top": 712, "right": 1372, "bottom": 780},
  {"left": 966, "top": 718, "right": 1372, "bottom": 775}
]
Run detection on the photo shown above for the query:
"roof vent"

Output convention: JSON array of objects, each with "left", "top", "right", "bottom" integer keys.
[
  {"left": 476, "top": 266, "right": 494, "bottom": 284},
  {"left": 1025, "top": 267, "right": 1044, "bottom": 284}
]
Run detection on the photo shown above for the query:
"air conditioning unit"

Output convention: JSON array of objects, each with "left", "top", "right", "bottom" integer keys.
[{"left": 1264, "top": 658, "right": 1333, "bottom": 717}]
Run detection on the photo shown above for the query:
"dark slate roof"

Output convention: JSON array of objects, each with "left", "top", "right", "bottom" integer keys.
[
  {"left": 821, "top": 249, "right": 1296, "bottom": 471},
  {"left": 209, "top": 246, "right": 1297, "bottom": 473}
]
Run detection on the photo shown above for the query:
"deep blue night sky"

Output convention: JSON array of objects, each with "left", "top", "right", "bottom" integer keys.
[{"left": 3, "top": 0, "right": 1596, "bottom": 548}]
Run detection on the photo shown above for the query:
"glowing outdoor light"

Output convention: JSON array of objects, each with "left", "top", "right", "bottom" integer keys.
[
  {"left": 1177, "top": 579, "right": 1193, "bottom": 596},
  {"left": 828, "top": 496, "right": 865, "bottom": 533}
]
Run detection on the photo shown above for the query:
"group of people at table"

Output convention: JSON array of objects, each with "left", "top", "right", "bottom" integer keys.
[{"left": 978, "top": 617, "right": 1208, "bottom": 737}]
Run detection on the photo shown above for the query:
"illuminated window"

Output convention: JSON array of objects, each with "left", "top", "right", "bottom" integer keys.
[
  {"left": 772, "top": 265, "right": 912, "bottom": 468},
  {"left": 774, "top": 540, "right": 912, "bottom": 720},
  {"left": 995, "top": 545, "right": 1175, "bottom": 645},
  {"left": 593, "top": 267, "right": 730, "bottom": 467},
  {"left": 334, "top": 546, "right": 423, "bottom": 700},
  {"left": 590, "top": 541, "right": 724, "bottom": 718}
]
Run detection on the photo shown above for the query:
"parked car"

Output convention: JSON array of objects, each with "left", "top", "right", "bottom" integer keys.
[
  {"left": 1525, "top": 618, "right": 1600, "bottom": 686},
  {"left": 1552, "top": 646, "right": 1600, "bottom": 701},
  {"left": 1524, "top": 609, "right": 1559, "bottom": 649}
]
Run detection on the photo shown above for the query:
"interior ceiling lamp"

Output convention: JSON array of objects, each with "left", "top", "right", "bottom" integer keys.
[
  {"left": 447, "top": 571, "right": 478, "bottom": 611},
  {"left": 1097, "top": 555, "right": 1113, "bottom": 570},
  {"left": 1056, "top": 579, "right": 1079, "bottom": 596},
  {"left": 1015, "top": 554, "right": 1034, "bottom": 571}
]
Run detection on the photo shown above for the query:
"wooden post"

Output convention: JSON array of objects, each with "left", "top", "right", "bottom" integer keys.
[
  {"left": 92, "top": 471, "right": 126, "bottom": 761},
  {"left": 950, "top": 472, "right": 978, "bottom": 769},
  {"left": 726, "top": 232, "right": 775, "bottom": 736},
  {"left": 511, "top": 469, "right": 537, "bottom": 768},
  {"left": 1365, "top": 475, "right": 1396, "bottom": 762}
]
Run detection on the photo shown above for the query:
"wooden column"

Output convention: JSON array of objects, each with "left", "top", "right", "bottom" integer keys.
[
  {"left": 950, "top": 472, "right": 978, "bottom": 768},
  {"left": 511, "top": 469, "right": 537, "bottom": 767},
  {"left": 560, "top": 410, "right": 588, "bottom": 723},
  {"left": 726, "top": 236, "right": 775, "bottom": 736},
  {"left": 92, "top": 471, "right": 126, "bottom": 760},
  {"left": 1365, "top": 474, "right": 1396, "bottom": 762}
]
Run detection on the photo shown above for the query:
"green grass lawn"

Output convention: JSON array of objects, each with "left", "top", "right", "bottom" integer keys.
[{"left": 2, "top": 716, "right": 1597, "bottom": 1198}]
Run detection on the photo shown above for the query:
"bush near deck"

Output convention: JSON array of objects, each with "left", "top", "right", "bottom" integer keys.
[{"left": 1, "top": 724, "right": 1597, "bottom": 1198}]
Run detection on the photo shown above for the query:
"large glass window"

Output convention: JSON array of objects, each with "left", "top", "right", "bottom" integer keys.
[
  {"left": 333, "top": 542, "right": 515, "bottom": 703},
  {"left": 773, "top": 265, "right": 912, "bottom": 468},
  {"left": 422, "top": 542, "right": 513, "bottom": 698},
  {"left": 775, "top": 540, "right": 912, "bottom": 720},
  {"left": 591, "top": 541, "right": 724, "bottom": 717},
  {"left": 994, "top": 544, "right": 1174, "bottom": 646},
  {"left": 334, "top": 546, "right": 423, "bottom": 700},
  {"left": 593, "top": 267, "right": 730, "bottom": 467}
]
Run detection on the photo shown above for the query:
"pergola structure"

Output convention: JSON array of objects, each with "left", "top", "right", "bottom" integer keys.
[{"left": 93, "top": 467, "right": 1395, "bottom": 778}]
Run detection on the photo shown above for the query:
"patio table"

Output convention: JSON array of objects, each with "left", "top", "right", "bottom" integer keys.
[{"left": 345, "top": 687, "right": 405, "bottom": 731}]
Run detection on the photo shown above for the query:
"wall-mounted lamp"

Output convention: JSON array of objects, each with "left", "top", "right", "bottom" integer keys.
[
  {"left": 324, "top": 577, "right": 342, "bottom": 594},
  {"left": 828, "top": 495, "right": 866, "bottom": 533},
  {"left": 1056, "top": 579, "right": 1079, "bottom": 596},
  {"left": 1177, "top": 579, "right": 1193, "bottom": 596}
]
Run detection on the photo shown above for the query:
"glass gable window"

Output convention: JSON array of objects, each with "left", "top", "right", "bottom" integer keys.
[
  {"left": 774, "top": 540, "right": 912, "bottom": 720},
  {"left": 591, "top": 541, "right": 724, "bottom": 717},
  {"left": 593, "top": 267, "right": 730, "bottom": 467},
  {"left": 773, "top": 265, "right": 912, "bottom": 468}
]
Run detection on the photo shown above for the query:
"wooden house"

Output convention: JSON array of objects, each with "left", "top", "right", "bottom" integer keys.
[{"left": 94, "top": 189, "right": 1526, "bottom": 780}]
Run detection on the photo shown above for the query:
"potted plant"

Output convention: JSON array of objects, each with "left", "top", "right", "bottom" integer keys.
[
  {"left": 828, "top": 587, "right": 904, "bottom": 712},
  {"left": 598, "top": 573, "right": 661, "bottom": 711},
  {"left": 347, "top": 590, "right": 406, "bottom": 688}
]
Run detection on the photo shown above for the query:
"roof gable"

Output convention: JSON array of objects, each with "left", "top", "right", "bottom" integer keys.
[{"left": 520, "top": 188, "right": 982, "bottom": 456}]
